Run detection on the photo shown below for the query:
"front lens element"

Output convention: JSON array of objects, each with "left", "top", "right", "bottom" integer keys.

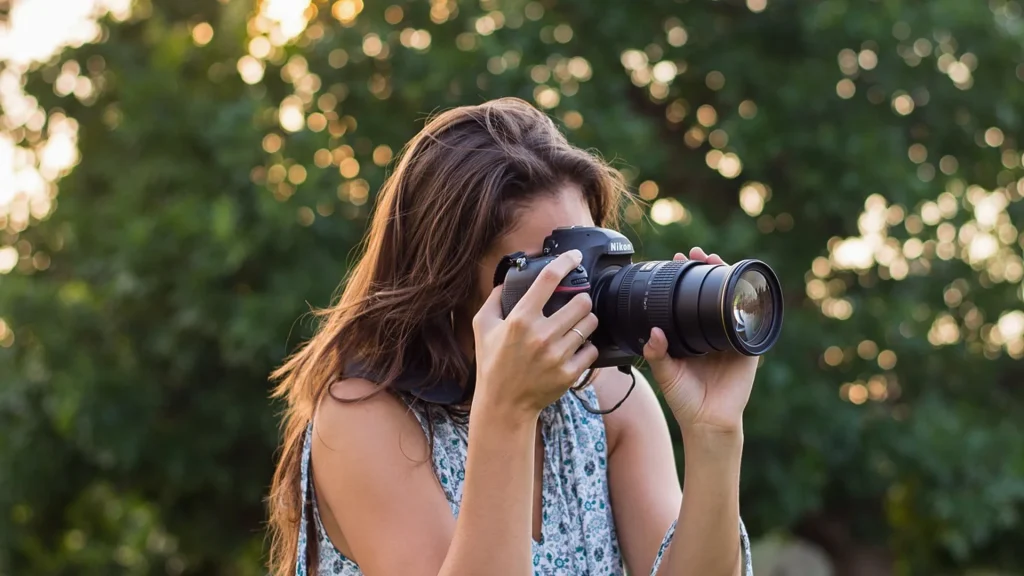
[
  {"left": 732, "top": 270, "right": 772, "bottom": 345},
  {"left": 603, "top": 257, "right": 784, "bottom": 358}
]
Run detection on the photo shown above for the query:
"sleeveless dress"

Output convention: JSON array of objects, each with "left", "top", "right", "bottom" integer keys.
[{"left": 296, "top": 386, "right": 753, "bottom": 575}]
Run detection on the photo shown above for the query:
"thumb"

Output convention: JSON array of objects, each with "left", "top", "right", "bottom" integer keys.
[
  {"left": 473, "top": 285, "right": 505, "bottom": 334},
  {"left": 643, "top": 327, "right": 674, "bottom": 382}
]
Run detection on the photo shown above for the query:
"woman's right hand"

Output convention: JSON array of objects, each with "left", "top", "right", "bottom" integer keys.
[{"left": 472, "top": 249, "right": 600, "bottom": 422}]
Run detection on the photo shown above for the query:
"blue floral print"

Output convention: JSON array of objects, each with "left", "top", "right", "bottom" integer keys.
[{"left": 296, "top": 388, "right": 753, "bottom": 575}]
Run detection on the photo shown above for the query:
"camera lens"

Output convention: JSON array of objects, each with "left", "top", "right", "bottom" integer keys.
[
  {"left": 595, "top": 258, "right": 783, "bottom": 357},
  {"left": 732, "top": 270, "right": 772, "bottom": 346}
]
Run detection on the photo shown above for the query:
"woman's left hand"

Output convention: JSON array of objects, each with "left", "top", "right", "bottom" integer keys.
[{"left": 643, "top": 247, "right": 759, "bottom": 437}]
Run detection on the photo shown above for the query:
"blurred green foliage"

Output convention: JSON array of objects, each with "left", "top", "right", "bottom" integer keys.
[{"left": 2, "top": 0, "right": 1024, "bottom": 574}]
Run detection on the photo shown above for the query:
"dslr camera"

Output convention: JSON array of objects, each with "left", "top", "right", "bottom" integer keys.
[{"left": 495, "top": 226, "right": 783, "bottom": 368}]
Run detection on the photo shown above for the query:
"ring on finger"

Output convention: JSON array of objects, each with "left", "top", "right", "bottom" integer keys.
[{"left": 570, "top": 327, "right": 586, "bottom": 344}]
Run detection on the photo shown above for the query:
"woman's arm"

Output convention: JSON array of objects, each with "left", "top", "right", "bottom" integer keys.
[
  {"left": 622, "top": 247, "right": 757, "bottom": 575},
  {"left": 595, "top": 368, "right": 680, "bottom": 572},
  {"left": 596, "top": 369, "right": 745, "bottom": 576},
  {"left": 442, "top": 404, "right": 538, "bottom": 574},
  {"left": 312, "top": 381, "right": 541, "bottom": 576},
  {"left": 314, "top": 249, "right": 599, "bottom": 576},
  {"left": 665, "top": 429, "right": 744, "bottom": 576}
]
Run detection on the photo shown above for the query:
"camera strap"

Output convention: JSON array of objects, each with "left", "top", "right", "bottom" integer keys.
[
  {"left": 341, "top": 360, "right": 474, "bottom": 405},
  {"left": 492, "top": 251, "right": 528, "bottom": 287},
  {"left": 342, "top": 360, "right": 632, "bottom": 415},
  {"left": 340, "top": 244, "right": 632, "bottom": 413}
]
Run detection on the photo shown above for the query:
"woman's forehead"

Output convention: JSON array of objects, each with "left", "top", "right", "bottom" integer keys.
[{"left": 496, "top": 187, "right": 594, "bottom": 255}]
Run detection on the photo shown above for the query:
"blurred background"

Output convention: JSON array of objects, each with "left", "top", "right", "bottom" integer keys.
[{"left": 1, "top": 0, "right": 1024, "bottom": 574}]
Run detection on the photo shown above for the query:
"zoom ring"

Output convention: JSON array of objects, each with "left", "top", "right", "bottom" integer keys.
[
  {"left": 617, "top": 266, "right": 640, "bottom": 319},
  {"left": 646, "top": 261, "right": 685, "bottom": 331}
]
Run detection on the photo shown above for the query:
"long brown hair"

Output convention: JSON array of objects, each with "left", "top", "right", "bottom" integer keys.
[{"left": 266, "top": 97, "right": 628, "bottom": 575}]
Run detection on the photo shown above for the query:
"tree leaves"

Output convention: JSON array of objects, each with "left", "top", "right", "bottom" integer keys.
[{"left": 1, "top": 0, "right": 1023, "bottom": 573}]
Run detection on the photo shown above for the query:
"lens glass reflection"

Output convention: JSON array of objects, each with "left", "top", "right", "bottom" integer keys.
[{"left": 732, "top": 270, "right": 772, "bottom": 345}]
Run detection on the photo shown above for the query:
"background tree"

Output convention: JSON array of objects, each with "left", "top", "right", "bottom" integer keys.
[{"left": 1, "top": 0, "right": 1023, "bottom": 574}]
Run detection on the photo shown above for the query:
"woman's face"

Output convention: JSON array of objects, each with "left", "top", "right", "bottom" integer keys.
[{"left": 475, "top": 184, "right": 595, "bottom": 308}]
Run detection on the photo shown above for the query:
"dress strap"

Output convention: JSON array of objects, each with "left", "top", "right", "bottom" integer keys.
[
  {"left": 649, "top": 518, "right": 753, "bottom": 576},
  {"left": 295, "top": 422, "right": 314, "bottom": 575}
]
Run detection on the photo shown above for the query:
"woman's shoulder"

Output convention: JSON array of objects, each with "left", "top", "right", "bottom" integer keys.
[
  {"left": 308, "top": 378, "right": 457, "bottom": 573},
  {"left": 313, "top": 378, "right": 431, "bottom": 464},
  {"left": 590, "top": 367, "right": 668, "bottom": 456}
]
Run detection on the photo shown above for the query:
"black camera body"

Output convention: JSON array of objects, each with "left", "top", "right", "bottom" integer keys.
[
  {"left": 495, "top": 227, "right": 637, "bottom": 367},
  {"left": 495, "top": 226, "right": 783, "bottom": 369}
]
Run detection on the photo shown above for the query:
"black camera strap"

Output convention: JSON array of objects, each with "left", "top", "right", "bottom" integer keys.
[
  {"left": 339, "top": 246, "right": 631, "bottom": 413},
  {"left": 342, "top": 358, "right": 630, "bottom": 415},
  {"left": 492, "top": 251, "right": 528, "bottom": 288},
  {"left": 341, "top": 360, "right": 474, "bottom": 405}
]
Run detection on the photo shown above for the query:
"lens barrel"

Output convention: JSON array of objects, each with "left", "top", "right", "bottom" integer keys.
[{"left": 598, "top": 259, "right": 783, "bottom": 357}]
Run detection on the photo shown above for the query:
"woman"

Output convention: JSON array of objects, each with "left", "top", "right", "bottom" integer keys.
[{"left": 268, "top": 98, "right": 755, "bottom": 576}]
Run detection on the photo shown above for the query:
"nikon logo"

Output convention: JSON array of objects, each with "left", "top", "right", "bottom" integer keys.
[{"left": 609, "top": 241, "right": 633, "bottom": 253}]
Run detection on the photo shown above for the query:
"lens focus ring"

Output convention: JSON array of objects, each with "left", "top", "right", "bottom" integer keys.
[
  {"left": 617, "top": 265, "right": 640, "bottom": 319},
  {"left": 646, "top": 261, "right": 684, "bottom": 329}
]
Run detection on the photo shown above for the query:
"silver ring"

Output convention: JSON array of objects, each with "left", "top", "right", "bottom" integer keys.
[{"left": 570, "top": 328, "right": 586, "bottom": 343}]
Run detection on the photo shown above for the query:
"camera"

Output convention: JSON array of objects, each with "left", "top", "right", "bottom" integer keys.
[{"left": 494, "top": 226, "right": 783, "bottom": 368}]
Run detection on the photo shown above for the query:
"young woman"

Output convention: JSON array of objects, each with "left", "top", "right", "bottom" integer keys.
[{"left": 268, "top": 98, "right": 755, "bottom": 576}]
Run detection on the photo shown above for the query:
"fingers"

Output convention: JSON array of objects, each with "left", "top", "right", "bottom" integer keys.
[
  {"left": 556, "top": 312, "right": 599, "bottom": 359},
  {"left": 643, "top": 328, "right": 679, "bottom": 386},
  {"left": 513, "top": 250, "right": 583, "bottom": 316},
  {"left": 643, "top": 327, "right": 669, "bottom": 363},
  {"left": 563, "top": 342, "right": 599, "bottom": 379},
  {"left": 707, "top": 253, "right": 727, "bottom": 265},
  {"left": 548, "top": 291, "right": 593, "bottom": 334},
  {"left": 687, "top": 246, "right": 728, "bottom": 266},
  {"left": 472, "top": 285, "right": 504, "bottom": 334}
]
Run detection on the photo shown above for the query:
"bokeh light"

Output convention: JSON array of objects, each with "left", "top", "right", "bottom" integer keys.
[
  {"left": 0, "top": 0, "right": 126, "bottom": 248},
  {"left": 4, "top": 2, "right": 1024, "bottom": 574}
]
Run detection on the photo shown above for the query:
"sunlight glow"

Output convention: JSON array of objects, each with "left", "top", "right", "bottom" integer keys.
[
  {"left": 3, "top": 0, "right": 1022, "bottom": 369},
  {"left": 739, "top": 183, "right": 768, "bottom": 216},
  {"left": 650, "top": 198, "right": 689, "bottom": 226},
  {"left": 0, "top": 0, "right": 123, "bottom": 232},
  {"left": 0, "top": 246, "right": 17, "bottom": 274},
  {"left": 261, "top": 0, "right": 313, "bottom": 43},
  {"left": 813, "top": 179, "right": 1022, "bottom": 353}
]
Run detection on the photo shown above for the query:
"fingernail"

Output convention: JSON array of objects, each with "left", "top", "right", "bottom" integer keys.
[{"left": 570, "top": 249, "right": 583, "bottom": 263}]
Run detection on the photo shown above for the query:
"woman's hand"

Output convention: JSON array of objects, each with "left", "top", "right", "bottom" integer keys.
[
  {"left": 472, "top": 249, "right": 600, "bottom": 424},
  {"left": 643, "top": 247, "right": 759, "bottom": 437}
]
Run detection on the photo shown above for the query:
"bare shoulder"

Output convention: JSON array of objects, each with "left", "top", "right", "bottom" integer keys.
[
  {"left": 591, "top": 367, "right": 669, "bottom": 454},
  {"left": 310, "top": 378, "right": 454, "bottom": 573},
  {"left": 313, "top": 377, "right": 429, "bottom": 463}
]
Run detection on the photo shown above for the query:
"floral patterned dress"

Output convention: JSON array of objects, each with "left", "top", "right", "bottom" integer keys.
[{"left": 296, "top": 387, "right": 753, "bottom": 575}]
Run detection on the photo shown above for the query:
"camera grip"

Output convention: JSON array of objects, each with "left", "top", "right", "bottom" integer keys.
[
  {"left": 500, "top": 284, "right": 529, "bottom": 318},
  {"left": 499, "top": 256, "right": 591, "bottom": 318},
  {"left": 542, "top": 287, "right": 584, "bottom": 317}
]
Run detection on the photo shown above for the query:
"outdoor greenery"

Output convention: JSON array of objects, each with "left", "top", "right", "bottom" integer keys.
[{"left": 2, "top": 0, "right": 1024, "bottom": 574}]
